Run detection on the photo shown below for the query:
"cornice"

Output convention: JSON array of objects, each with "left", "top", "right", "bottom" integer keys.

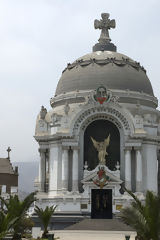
[{"left": 51, "top": 89, "right": 158, "bottom": 109}]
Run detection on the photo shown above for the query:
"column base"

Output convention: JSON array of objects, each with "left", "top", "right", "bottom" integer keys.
[
  {"left": 136, "top": 181, "right": 142, "bottom": 192},
  {"left": 48, "top": 190, "right": 62, "bottom": 197},
  {"left": 61, "top": 189, "right": 70, "bottom": 195},
  {"left": 62, "top": 180, "right": 68, "bottom": 191},
  {"left": 72, "top": 180, "right": 79, "bottom": 192}
]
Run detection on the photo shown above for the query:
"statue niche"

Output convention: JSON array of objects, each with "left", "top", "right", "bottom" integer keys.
[{"left": 84, "top": 120, "right": 120, "bottom": 170}]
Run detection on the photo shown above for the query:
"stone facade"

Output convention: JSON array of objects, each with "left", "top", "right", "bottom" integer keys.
[
  {"left": 34, "top": 13, "right": 160, "bottom": 220},
  {"left": 34, "top": 87, "right": 159, "bottom": 214}
]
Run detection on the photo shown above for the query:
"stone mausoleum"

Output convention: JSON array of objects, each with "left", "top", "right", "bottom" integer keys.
[
  {"left": 34, "top": 13, "right": 160, "bottom": 222},
  {"left": 0, "top": 147, "right": 18, "bottom": 197}
]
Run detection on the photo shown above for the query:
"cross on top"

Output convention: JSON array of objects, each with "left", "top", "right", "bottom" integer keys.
[
  {"left": 7, "top": 146, "right": 11, "bottom": 159},
  {"left": 94, "top": 13, "right": 116, "bottom": 44}
]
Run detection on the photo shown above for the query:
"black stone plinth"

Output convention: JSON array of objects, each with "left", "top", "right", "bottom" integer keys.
[{"left": 93, "top": 42, "right": 117, "bottom": 52}]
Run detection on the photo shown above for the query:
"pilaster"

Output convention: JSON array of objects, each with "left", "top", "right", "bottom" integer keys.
[
  {"left": 72, "top": 147, "right": 79, "bottom": 192},
  {"left": 62, "top": 147, "right": 69, "bottom": 191},
  {"left": 135, "top": 147, "right": 142, "bottom": 192},
  {"left": 49, "top": 143, "right": 62, "bottom": 196},
  {"left": 39, "top": 148, "right": 47, "bottom": 192},
  {"left": 142, "top": 142, "right": 158, "bottom": 193},
  {"left": 124, "top": 147, "right": 132, "bottom": 190}
]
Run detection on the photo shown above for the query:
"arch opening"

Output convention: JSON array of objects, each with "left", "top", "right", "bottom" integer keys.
[{"left": 84, "top": 119, "right": 120, "bottom": 170}]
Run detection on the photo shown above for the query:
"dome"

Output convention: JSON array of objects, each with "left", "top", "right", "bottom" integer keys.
[{"left": 55, "top": 51, "right": 154, "bottom": 96}]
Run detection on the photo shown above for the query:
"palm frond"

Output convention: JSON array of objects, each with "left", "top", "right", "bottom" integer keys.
[
  {"left": 120, "top": 190, "right": 160, "bottom": 240},
  {"left": 35, "top": 205, "right": 57, "bottom": 236}
]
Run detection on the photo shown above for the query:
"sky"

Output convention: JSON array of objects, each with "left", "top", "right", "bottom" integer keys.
[{"left": 0, "top": 0, "right": 160, "bottom": 163}]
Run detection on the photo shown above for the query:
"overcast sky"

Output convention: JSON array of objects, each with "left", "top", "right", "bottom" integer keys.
[{"left": 0, "top": 0, "right": 160, "bottom": 163}]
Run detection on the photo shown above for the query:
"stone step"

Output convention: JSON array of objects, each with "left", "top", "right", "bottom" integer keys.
[{"left": 64, "top": 218, "right": 134, "bottom": 231}]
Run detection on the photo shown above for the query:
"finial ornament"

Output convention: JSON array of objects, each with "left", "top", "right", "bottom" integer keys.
[
  {"left": 94, "top": 13, "right": 116, "bottom": 44},
  {"left": 7, "top": 147, "right": 11, "bottom": 159}
]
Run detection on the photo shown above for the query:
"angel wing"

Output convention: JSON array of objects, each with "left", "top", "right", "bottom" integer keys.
[
  {"left": 91, "top": 137, "right": 100, "bottom": 151},
  {"left": 104, "top": 134, "right": 110, "bottom": 148}
]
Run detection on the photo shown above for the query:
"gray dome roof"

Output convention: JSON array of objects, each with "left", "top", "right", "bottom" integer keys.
[{"left": 55, "top": 51, "right": 154, "bottom": 96}]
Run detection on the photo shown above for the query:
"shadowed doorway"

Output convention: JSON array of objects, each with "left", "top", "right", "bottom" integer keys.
[{"left": 91, "top": 189, "right": 112, "bottom": 219}]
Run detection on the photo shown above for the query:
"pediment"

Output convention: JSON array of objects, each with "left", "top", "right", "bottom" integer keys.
[{"left": 82, "top": 165, "right": 122, "bottom": 185}]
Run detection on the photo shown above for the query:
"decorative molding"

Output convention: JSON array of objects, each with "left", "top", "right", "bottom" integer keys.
[
  {"left": 50, "top": 113, "right": 62, "bottom": 127},
  {"left": 62, "top": 57, "right": 146, "bottom": 74},
  {"left": 51, "top": 88, "right": 158, "bottom": 109},
  {"left": 72, "top": 106, "right": 131, "bottom": 136},
  {"left": 85, "top": 88, "right": 119, "bottom": 106}
]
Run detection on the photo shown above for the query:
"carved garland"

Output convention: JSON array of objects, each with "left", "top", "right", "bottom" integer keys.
[
  {"left": 62, "top": 57, "right": 146, "bottom": 74},
  {"left": 72, "top": 106, "right": 130, "bottom": 135}
]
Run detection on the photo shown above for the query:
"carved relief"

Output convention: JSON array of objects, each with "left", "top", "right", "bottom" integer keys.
[
  {"left": 143, "top": 113, "right": 157, "bottom": 124},
  {"left": 84, "top": 88, "right": 119, "bottom": 106},
  {"left": 134, "top": 115, "right": 144, "bottom": 129},
  {"left": 36, "top": 119, "right": 48, "bottom": 134},
  {"left": 72, "top": 106, "right": 130, "bottom": 135},
  {"left": 64, "top": 102, "right": 70, "bottom": 115},
  {"left": 51, "top": 113, "right": 62, "bottom": 127}
]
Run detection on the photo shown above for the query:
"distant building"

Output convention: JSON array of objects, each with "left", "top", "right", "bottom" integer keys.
[{"left": 0, "top": 147, "right": 18, "bottom": 196}]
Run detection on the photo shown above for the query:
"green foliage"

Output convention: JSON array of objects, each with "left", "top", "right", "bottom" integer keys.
[
  {"left": 17, "top": 217, "right": 34, "bottom": 236},
  {"left": 120, "top": 189, "right": 160, "bottom": 240},
  {"left": 35, "top": 205, "right": 57, "bottom": 238},
  {"left": 0, "top": 192, "right": 36, "bottom": 240},
  {"left": 0, "top": 211, "right": 17, "bottom": 239}
]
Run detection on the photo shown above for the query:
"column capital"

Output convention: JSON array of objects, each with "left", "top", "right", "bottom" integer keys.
[
  {"left": 134, "top": 146, "right": 141, "bottom": 151},
  {"left": 71, "top": 146, "right": 79, "bottom": 150},
  {"left": 38, "top": 148, "right": 47, "bottom": 153},
  {"left": 124, "top": 147, "right": 132, "bottom": 151},
  {"left": 62, "top": 146, "right": 70, "bottom": 150}
]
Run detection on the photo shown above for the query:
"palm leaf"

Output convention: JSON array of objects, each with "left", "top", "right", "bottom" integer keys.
[
  {"left": 0, "top": 192, "right": 36, "bottom": 239},
  {"left": 35, "top": 205, "right": 57, "bottom": 237},
  {"left": 120, "top": 189, "right": 160, "bottom": 240}
]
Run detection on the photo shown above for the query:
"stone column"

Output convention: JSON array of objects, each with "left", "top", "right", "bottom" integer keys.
[
  {"left": 49, "top": 144, "right": 62, "bottom": 196},
  {"left": 125, "top": 148, "right": 132, "bottom": 190},
  {"left": 62, "top": 148, "right": 69, "bottom": 191},
  {"left": 72, "top": 148, "right": 79, "bottom": 192},
  {"left": 39, "top": 148, "right": 46, "bottom": 192},
  {"left": 135, "top": 148, "right": 142, "bottom": 192},
  {"left": 142, "top": 143, "right": 158, "bottom": 193}
]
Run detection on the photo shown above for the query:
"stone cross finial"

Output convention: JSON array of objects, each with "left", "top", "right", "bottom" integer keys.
[
  {"left": 7, "top": 147, "right": 11, "bottom": 159},
  {"left": 94, "top": 13, "right": 116, "bottom": 44}
]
